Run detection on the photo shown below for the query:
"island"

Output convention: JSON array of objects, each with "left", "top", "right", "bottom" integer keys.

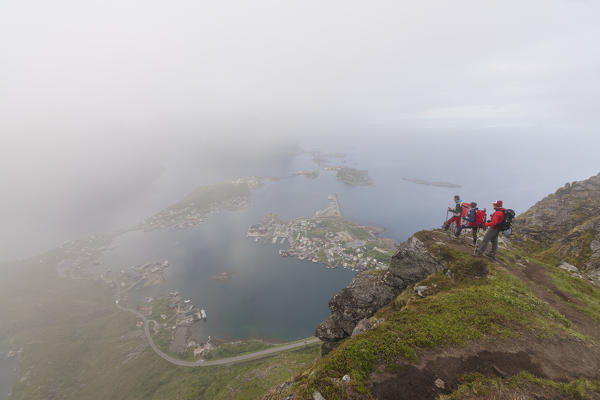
[
  {"left": 323, "top": 167, "right": 374, "bottom": 186},
  {"left": 248, "top": 194, "right": 395, "bottom": 271},
  {"left": 402, "top": 177, "right": 462, "bottom": 188},
  {"left": 138, "top": 176, "right": 270, "bottom": 230}
]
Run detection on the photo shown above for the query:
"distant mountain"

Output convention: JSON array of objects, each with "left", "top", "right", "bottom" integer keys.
[{"left": 266, "top": 173, "right": 600, "bottom": 400}]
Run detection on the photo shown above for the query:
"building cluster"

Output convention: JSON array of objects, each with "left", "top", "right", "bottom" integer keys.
[
  {"left": 248, "top": 213, "right": 391, "bottom": 272},
  {"left": 167, "top": 291, "right": 206, "bottom": 326},
  {"left": 140, "top": 196, "right": 250, "bottom": 231}
]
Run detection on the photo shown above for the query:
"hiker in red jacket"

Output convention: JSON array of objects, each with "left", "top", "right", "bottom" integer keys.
[
  {"left": 475, "top": 200, "right": 505, "bottom": 259},
  {"left": 457, "top": 202, "right": 481, "bottom": 246},
  {"left": 442, "top": 195, "right": 462, "bottom": 237}
]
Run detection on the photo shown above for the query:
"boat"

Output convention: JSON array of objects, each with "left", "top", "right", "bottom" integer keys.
[
  {"left": 272, "top": 237, "right": 278, "bottom": 244},
  {"left": 200, "top": 309, "right": 207, "bottom": 320},
  {"left": 280, "top": 237, "right": 286, "bottom": 244},
  {"left": 254, "top": 237, "right": 259, "bottom": 243}
]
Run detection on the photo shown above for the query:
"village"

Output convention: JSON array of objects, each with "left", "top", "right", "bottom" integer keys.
[
  {"left": 247, "top": 194, "right": 395, "bottom": 271},
  {"left": 137, "top": 291, "right": 215, "bottom": 360}
]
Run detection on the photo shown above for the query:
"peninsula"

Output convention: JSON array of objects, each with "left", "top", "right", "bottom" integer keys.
[
  {"left": 248, "top": 194, "right": 395, "bottom": 271},
  {"left": 138, "top": 176, "right": 269, "bottom": 230}
]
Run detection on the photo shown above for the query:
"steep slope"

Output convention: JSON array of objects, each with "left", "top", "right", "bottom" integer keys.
[
  {"left": 515, "top": 172, "right": 600, "bottom": 281},
  {"left": 266, "top": 174, "right": 600, "bottom": 400}
]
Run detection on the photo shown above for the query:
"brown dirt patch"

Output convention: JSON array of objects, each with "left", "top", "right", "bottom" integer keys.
[
  {"left": 502, "top": 259, "right": 600, "bottom": 340},
  {"left": 370, "top": 350, "right": 541, "bottom": 400},
  {"left": 368, "top": 337, "right": 600, "bottom": 400}
]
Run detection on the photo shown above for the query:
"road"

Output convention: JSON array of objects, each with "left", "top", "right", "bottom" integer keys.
[{"left": 115, "top": 299, "right": 321, "bottom": 367}]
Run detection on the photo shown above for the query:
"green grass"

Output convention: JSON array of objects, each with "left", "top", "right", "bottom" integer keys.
[
  {"left": 508, "top": 239, "right": 600, "bottom": 323},
  {"left": 286, "top": 246, "right": 579, "bottom": 399},
  {"left": 208, "top": 340, "right": 273, "bottom": 359},
  {"left": 442, "top": 372, "right": 600, "bottom": 400},
  {"left": 148, "top": 297, "right": 173, "bottom": 321},
  {"left": 550, "top": 265, "right": 600, "bottom": 323}
]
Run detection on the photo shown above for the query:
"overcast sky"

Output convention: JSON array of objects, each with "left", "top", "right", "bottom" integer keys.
[{"left": 1, "top": 0, "right": 599, "bottom": 258}]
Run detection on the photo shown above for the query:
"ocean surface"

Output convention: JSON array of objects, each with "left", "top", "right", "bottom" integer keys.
[{"left": 98, "top": 151, "right": 474, "bottom": 342}]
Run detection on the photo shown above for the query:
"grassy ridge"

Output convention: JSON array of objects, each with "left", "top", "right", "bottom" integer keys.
[{"left": 276, "top": 240, "right": 589, "bottom": 399}]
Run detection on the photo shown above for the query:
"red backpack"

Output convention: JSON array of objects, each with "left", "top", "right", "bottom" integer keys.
[
  {"left": 461, "top": 202, "right": 470, "bottom": 218},
  {"left": 476, "top": 209, "right": 487, "bottom": 227}
]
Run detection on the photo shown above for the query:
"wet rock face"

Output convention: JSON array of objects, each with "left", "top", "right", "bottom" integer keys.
[{"left": 315, "top": 236, "right": 446, "bottom": 354}]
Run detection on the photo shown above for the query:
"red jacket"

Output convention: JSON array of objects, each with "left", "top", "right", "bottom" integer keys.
[{"left": 485, "top": 208, "right": 505, "bottom": 228}]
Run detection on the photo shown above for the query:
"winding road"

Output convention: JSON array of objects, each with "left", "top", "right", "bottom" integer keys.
[{"left": 115, "top": 300, "right": 321, "bottom": 367}]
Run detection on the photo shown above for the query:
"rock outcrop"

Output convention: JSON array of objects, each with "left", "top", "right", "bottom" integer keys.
[
  {"left": 515, "top": 172, "right": 600, "bottom": 277},
  {"left": 266, "top": 173, "right": 600, "bottom": 400},
  {"left": 315, "top": 235, "right": 446, "bottom": 353},
  {"left": 516, "top": 173, "right": 600, "bottom": 243}
]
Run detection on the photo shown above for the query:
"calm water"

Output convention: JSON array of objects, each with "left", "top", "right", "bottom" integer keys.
[{"left": 99, "top": 152, "right": 471, "bottom": 342}]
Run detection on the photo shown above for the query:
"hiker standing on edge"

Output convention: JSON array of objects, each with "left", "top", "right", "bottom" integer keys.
[
  {"left": 458, "top": 202, "right": 479, "bottom": 246},
  {"left": 475, "top": 200, "right": 504, "bottom": 259},
  {"left": 442, "top": 195, "right": 462, "bottom": 237}
]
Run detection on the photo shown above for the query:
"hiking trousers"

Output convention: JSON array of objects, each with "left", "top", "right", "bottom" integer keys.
[
  {"left": 477, "top": 227, "right": 499, "bottom": 255},
  {"left": 447, "top": 215, "right": 461, "bottom": 227},
  {"left": 456, "top": 225, "right": 478, "bottom": 244}
]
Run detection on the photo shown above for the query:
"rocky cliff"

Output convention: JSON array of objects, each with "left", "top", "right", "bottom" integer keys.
[
  {"left": 316, "top": 236, "right": 447, "bottom": 354},
  {"left": 515, "top": 172, "right": 600, "bottom": 281},
  {"left": 266, "top": 173, "right": 600, "bottom": 400}
]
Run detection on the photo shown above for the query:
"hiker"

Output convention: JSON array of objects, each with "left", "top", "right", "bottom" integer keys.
[
  {"left": 475, "top": 200, "right": 505, "bottom": 259},
  {"left": 442, "top": 195, "right": 463, "bottom": 237},
  {"left": 457, "top": 202, "right": 479, "bottom": 245}
]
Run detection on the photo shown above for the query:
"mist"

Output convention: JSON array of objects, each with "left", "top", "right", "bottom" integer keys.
[{"left": 1, "top": 0, "right": 599, "bottom": 259}]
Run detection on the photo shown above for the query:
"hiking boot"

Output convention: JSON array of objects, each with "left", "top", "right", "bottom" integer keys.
[
  {"left": 473, "top": 251, "right": 482, "bottom": 257},
  {"left": 485, "top": 253, "right": 496, "bottom": 260}
]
